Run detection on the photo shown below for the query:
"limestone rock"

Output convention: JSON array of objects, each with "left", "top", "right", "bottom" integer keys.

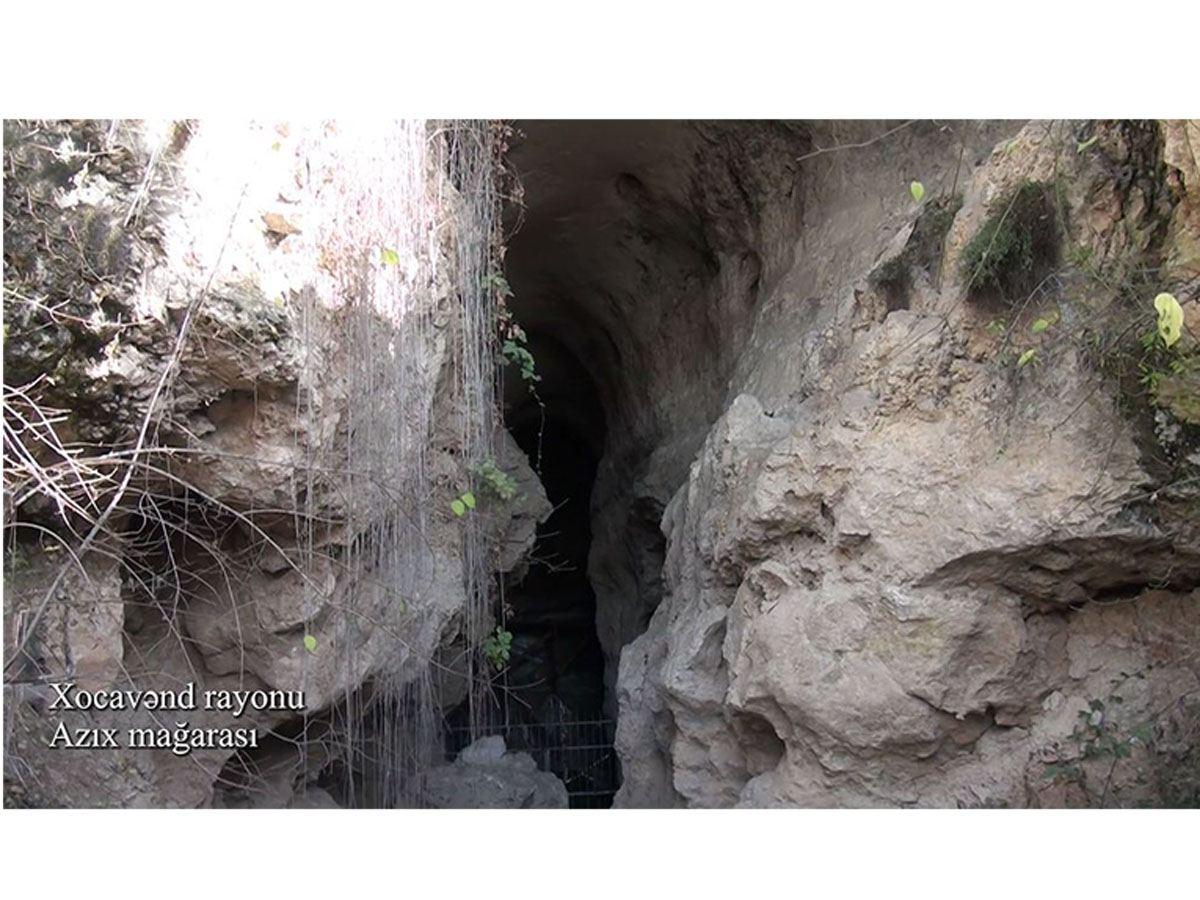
[
  {"left": 614, "top": 120, "right": 1200, "bottom": 808},
  {"left": 422, "top": 736, "right": 569, "bottom": 809},
  {"left": 3, "top": 119, "right": 537, "bottom": 807}
]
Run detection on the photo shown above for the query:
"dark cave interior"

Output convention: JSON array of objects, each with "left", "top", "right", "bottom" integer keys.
[
  {"left": 486, "top": 327, "right": 617, "bottom": 806},
  {"left": 504, "top": 389, "right": 607, "bottom": 724},
  {"left": 444, "top": 121, "right": 806, "bottom": 804}
]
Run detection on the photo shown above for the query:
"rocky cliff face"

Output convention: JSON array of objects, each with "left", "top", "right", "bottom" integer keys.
[
  {"left": 3, "top": 120, "right": 546, "bottom": 807},
  {"left": 4, "top": 119, "right": 1198, "bottom": 808},
  {"left": 612, "top": 120, "right": 1200, "bottom": 807}
]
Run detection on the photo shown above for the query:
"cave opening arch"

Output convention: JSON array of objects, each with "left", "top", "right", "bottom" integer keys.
[{"left": 462, "top": 121, "right": 809, "bottom": 806}]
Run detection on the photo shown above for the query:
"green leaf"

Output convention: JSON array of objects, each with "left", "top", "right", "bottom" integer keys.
[
  {"left": 484, "top": 626, "right": 514, "bottom": 670},
  {"left": 909, "top": 181, "right": 925, "bottom": 203},
  {"left": 1017, "top": 348, "right": 1037, "bottom": 368},
  {"left": 482, "top": 273, "right": 513, "bottom": 298},
  {"left": 1031, "top": 318, "right": 1051, "bottom": 334},
  {"left": 1154, "top": 292, "right": 1183, "bottom": 348},
  {"left": 380, "top": 247, "right": 400, "bottom": 266},
  {"left": 303, "top": 634, "right": 317, "bottom": 653},
  {"left": 461, "top": 491, "right": 476, "bottom": 510},
  {"left": 1077, "top": 135, "right": 1098, "bottom": 154},
  {"left": 451, "top": 499, "right": 466, "bottom": 517}
]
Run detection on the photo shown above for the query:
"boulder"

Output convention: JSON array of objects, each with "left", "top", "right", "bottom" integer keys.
[{"left": 422, "top": 736, "right": 569, "bottom": 809}]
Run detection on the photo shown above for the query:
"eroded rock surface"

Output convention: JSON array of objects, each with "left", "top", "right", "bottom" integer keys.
[
  {"left": 612, "top": 120, "right": 1200, "bottom": 808},
  {"left": 3, "top": 120, "right": 544, "bottom": 807},
  {"left": 422, "top": 736, "right": 569, "bottom": 808},
  {"left": 5, "top": 119, "right": 1197, "bottom": 809}
]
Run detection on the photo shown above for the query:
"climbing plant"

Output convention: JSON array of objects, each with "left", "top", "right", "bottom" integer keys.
[
  {"left": 449, "top": 459, "right": 520, "bottom": 517},
  {"left": 489, "top": 272, "right": 540, "bottom": 385},
  {"left": 1155, "top": 292, "right": 1183, "bottom": 348},
  {"left": 472, "top": 458, "right": 518, "bottom": 501},
  {"left": 450, "top": 490, "right": 477, "bottom": 517},
  {"left": 482, "top": 627, "right": 513, "bottom": 670},
  {"left": 502, "top": 334, "right": 539, "bottom": 384}
]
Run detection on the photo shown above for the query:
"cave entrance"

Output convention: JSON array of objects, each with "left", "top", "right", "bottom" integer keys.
[
  {"left": 497, "top": 327, "right": 617, "bottom": 807},
  {"left": 505, "top": 401, "right": 606, "bottom": 724},
  {"left": 443, "top": 326, "right": 619, "bottom": 806},
  {"left": 443, "top": 120, "right": 782, "bottom": 806}
]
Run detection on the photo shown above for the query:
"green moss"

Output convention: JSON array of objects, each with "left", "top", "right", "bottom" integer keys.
[
  {"left": 868, "top": 254, "right": 912, "bottom": 308},
  {"left": 1151, "top": 360, "right": 1200, "bottom": 425},
  {"left": 908, "top": 194, "right": 962, "bottom": 273},
  {"left": 869, "top": 195, "right": 962, "bottom": 310},
  {"left": 961, "top": 180, "right": 1060, "bottom": 302}
]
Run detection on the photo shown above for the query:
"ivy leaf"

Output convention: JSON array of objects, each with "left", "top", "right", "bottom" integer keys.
[
  {"left": 451, "top": 499, "right": 466, "bottom": 517},
  {"left": 303, "top": 634, "right": 317, "bottom": 653},
  {"left": 461, "top": 491, "right": 476, "bottom": 510},
  {"left": 380, "top": 247, "right": 400, "bottom": 266},
  {"left": 909, "top": 181, "right": 925, "bottom": 203},
  {"left": 1017, "top": 348, "right": 1037, "bottom": 368},
  {"left": 1031, "top": 318, "right": 1051, "bottom": 334},
  {"left": 1154, "top": 292, "right": 1183, "bottom": 348}
]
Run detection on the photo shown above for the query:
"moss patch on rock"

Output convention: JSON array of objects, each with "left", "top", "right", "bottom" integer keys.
[
  {"left": 869, "top": 195, "right": 962, "bottom": 310},
  {"left": 961, "top": 180, "right": 1060, "bottom": 303}
]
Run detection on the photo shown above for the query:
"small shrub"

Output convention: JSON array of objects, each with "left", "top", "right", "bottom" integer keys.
[{"left": 961, "top": 180, "right": 1060, "bottom": 302}]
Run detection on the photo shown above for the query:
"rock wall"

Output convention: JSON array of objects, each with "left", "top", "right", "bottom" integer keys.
[
  {"left": 5, "top": 119, "right": 1197, "bottom": 809},
  {"left": 614, "top": 120, "right": 1200, "bottom": 807},
  {"left": 3, "top": 120, "right": 543, "bottom": 807}
]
